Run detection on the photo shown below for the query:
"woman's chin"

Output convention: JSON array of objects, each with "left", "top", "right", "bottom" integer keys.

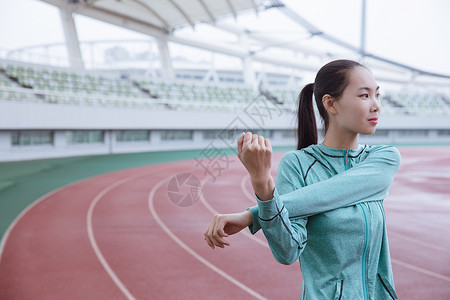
[{"left": 360, "top": 128, "right": 377, "bottom": 135}]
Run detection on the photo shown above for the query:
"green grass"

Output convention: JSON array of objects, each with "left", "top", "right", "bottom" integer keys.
[{"left": 0, "top": 146, "right": 295, "bottom": 241}]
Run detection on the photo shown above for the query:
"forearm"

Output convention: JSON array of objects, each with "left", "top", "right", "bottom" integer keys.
[
  {"left": 249, "top": 146, "right": 401, "bottom": 233},
  {"left": 247, "top": 169, "right": 388, "bottom": 234},
  {"left": 282, "top": 146, "right": 400, "bottom": 217},
  {"left": 256, "top": 191, "right": 307, "bottom": 265},
  {"left": 250, "top": 175, "right": 275, "bottom": 201}
]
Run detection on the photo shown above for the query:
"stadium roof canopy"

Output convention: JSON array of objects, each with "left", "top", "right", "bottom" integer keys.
[
  {"left": 41, "top": 0, "right": 266, "bottom": 33},
  {"left": 38, "top": 0, "right": 450, "bottom": 83}
]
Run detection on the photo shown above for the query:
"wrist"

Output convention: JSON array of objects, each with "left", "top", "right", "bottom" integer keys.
[
  {"left": 250, "top": 173, "right": 272, "bottom": 188},
  {"left": 242, "top": 209, "right": 253, "bottom": 225},
  {"left": 251, "top": 175, "right": 275, "bottom": 201}
]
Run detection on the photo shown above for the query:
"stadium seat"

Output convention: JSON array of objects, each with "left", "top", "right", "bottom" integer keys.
[{"left": 1, "top": 61, "right": 449, "bottom": 115}]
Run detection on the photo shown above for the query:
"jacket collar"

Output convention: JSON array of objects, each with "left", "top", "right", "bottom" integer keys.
[{"left": 316, "top": 143, "right": 366, "bottom": 158}]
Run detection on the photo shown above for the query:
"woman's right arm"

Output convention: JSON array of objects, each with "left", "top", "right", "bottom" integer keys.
[
  {"left": 204, "top": 210, "right": 253, "bottom": 249},
  {"left": 204, "top": 133, "right": 308, "bottom": 257},
  {"left": 254, "top": 152, "right": 308, "bottom": 265},
  {"left": 204, "top": 147, "right": 309, "bottom": 265}
]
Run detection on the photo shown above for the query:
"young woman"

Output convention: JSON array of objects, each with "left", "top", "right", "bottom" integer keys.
[{"left": 204, "top": 59, "right": 401, "bottom": 299}]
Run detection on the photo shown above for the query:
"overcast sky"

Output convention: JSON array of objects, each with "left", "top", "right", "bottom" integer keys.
[{"left": 0, "top": 0, "right": 449, "bottom": 75}]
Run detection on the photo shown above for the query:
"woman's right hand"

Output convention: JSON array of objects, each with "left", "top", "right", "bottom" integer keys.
[{"left": 204, "top": 210, "right": 253, "bottom": 249}]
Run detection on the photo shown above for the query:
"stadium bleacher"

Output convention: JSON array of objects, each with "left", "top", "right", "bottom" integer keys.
[{"left": 1, "top": 60, "right": 449, "bottom": 116}]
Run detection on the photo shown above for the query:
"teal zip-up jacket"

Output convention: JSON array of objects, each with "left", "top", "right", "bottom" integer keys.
[{"left": 248, "top": 144, "right": 401, "bottom": 300}]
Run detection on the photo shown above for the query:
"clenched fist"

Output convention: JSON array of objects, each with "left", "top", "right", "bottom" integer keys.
[{"left": 237, "top": 132, "right": 275, "bottom": 201}]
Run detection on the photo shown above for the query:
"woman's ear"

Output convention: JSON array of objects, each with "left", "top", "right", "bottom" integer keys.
[{"left": 322, "top": 94, "right": 338, "bottom": 115}]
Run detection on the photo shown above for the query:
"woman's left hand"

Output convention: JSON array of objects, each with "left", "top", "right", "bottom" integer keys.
[{"left": 237, "top": 132, "right": 275, "bottom": 201}]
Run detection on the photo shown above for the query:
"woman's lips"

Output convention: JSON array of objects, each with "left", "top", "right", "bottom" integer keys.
[{"left": 369, "top": 118, "right": 378, "bottom": 124}]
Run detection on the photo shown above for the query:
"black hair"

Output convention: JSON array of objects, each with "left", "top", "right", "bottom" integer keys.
[{"left": 296, "top": 59, "right": 365, "bottom": 150}]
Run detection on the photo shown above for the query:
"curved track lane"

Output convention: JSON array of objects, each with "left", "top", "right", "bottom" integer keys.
[{"left": 0, "top": 148, "right": 449, "bottom": 299}]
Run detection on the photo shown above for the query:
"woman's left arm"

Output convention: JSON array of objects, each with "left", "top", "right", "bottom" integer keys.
[{"left": 248, "top": 145, "right": 401, "bottom": 233}]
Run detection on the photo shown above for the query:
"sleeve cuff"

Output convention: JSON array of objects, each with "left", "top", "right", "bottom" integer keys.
[
  {"left": 247, "top": 206, "right": 260, "bottom": 234},
  {"left": 256, "top": 188, "right": 284, "bottom": 221},
  {"left": 247, "top": 189, "right": 281, "bottom": 234}
]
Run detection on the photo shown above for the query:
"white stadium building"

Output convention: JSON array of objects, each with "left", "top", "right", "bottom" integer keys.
[{"left": 1, "top": 0, "right": 450, "bottom": 162}]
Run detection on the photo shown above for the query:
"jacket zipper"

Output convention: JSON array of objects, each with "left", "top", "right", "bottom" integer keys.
[
  {"left": 345, "top": 150, "right": 369, "bottom": 299},
  {"left": 359, "top": 203, "right": 369, "bottom": 300},
  {"left": 344, "top": 149, "right": 349, "bottom": 170}
]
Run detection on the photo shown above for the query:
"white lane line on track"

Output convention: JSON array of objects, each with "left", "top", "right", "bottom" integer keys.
[
  {"left": 0, "top": 184, "right": 75, "bottom": 264},
  {"left": 391, "top": 258, "right": 450, "bottom": 282},
  {"left": 400, "top": 154, "right": 450, "bottom": 166},
  {"left": 87, "top": 172, "right": 149, "bottom": 300},
  {"left": 241, "top": 174, "right": 257, "bottom": 205},
  {"left": 200, "top": 177, "right": 268, "bottom": 248},
  {"left": 387, "top": 207, "right": 450, "bottom": 232},
  {"left": 148, "top": 177, "right": 268, "bottom": 300},
  {"left": 389, "top": 231, "right": 450, "bottom": 254}
]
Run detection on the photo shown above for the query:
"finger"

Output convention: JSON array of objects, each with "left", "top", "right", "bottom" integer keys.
[
  {"left": 217, "top": 227, "right": 230, "bottom": 244},
  {"left": 265, "top": 138, "right": 272, "bottom": 152},
  {"left": 204, "top": 234, "right": 215, "bottom": 249},
  {"left": 243, "top": 132, "right": 252, "bottom": 148},
  {"left": 251, "top": 134, "right": 258, "bottom": 145},
  {"left": 217, "top": 225, "right": 229, "bottom": 238},
  {"left": 258, "top": 135, "right": 265, "bottom": 147},
  {"left": 213, "top": 219, "right": 230, "bottom": 247},
  {"left": 213, "top": 217, "right": 229, "bottom": 248},
  {"left": 214, "top": 232, "right": 230, "bottom": 248},
  {"left": 212, "top": 216, "right": 229, "bottom": 238},
  {"left": 206, "top": 223, "right": 218, "bottom": 249},
  {"left": 204, "top": 227, "right": 215, "bottom": 249},
  {"left": 204, "top": 228, "right": 216, "bottom": 249},
  {"left": 208, "top": 232, "right": 220, "bottom": 249},
  {"left": 237, "top": 132, "right": 245, "bottom": 154},
  {"left": 208, "top": 217, "right": 225, "bottom": 248}
]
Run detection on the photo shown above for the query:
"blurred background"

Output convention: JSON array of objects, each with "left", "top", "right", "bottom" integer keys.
[{"left": 0, "top": 0, "right": 449, "bottom": 162}]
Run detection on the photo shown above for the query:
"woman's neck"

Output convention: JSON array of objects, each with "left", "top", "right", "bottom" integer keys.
[{"left": 322, "top": 126, "right": 358, "bottom": 150}]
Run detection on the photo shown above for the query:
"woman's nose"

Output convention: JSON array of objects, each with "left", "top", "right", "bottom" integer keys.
[{"left": 371, "top": 97, "right": 381, "bottom": 112}]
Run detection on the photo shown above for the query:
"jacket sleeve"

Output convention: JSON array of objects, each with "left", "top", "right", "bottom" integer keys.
[
  {"left": 249, "top": 145, "right": 401, "bottom": 233},
  {"left": 251, "top": 151, "right": 308, "bottom": 265}
]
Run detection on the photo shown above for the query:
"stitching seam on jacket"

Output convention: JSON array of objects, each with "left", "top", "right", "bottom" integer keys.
[
  {"left": 258, "top": 205, "right": 285, "bottom": 222},
  {"left": 275, "top": 201, "right": 302, "bottom": 249},
  {"left": 303, "top": 160, "right": 318, "bottom": 182},
  {"left": 305, "top": 152, "right": 331, "bottom": 171},
  {"left": 318, "top": 145, "right": 367, "bottom": 158},
  {"left": 318, "top": 150, "right": 342, "bottom": 158},
  {"left": 377, "top": 274, "right": 395, "bottom": 300},
  {"left": 338, "top": 279, "right": 344, "bottom": 300},
  {"left": 348, "top": 145, "right": 367, "bottom": 158}
]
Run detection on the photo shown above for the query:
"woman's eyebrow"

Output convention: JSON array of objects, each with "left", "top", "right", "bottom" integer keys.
[{"left": 357, "top": 86, "right": 380, "bottom": 91}]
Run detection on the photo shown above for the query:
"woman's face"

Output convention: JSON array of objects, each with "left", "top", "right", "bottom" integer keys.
[{"left": 333, "top": 66, "right": 381, "bottom": 135}]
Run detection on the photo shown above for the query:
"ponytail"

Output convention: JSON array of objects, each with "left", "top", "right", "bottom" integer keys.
[{"left": 297, "top": 83, "right": 317, "bottom": 150}]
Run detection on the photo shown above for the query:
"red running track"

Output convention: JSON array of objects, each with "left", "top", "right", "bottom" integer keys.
[{"left": 0, "top": 146, "right": 449, "bottom": 299}]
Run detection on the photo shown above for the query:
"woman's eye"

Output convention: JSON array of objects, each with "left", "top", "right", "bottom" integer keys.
[
  {"left": 360, "top": 94, "right": 369, "bottom": 98},
  {"left": 376, "top": 93, "right": 381, "bottom": 98}
]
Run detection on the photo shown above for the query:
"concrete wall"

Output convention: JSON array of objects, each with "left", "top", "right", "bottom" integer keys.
[{"left": 1, "top": 101, "right": 449, "bottom": 162}]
